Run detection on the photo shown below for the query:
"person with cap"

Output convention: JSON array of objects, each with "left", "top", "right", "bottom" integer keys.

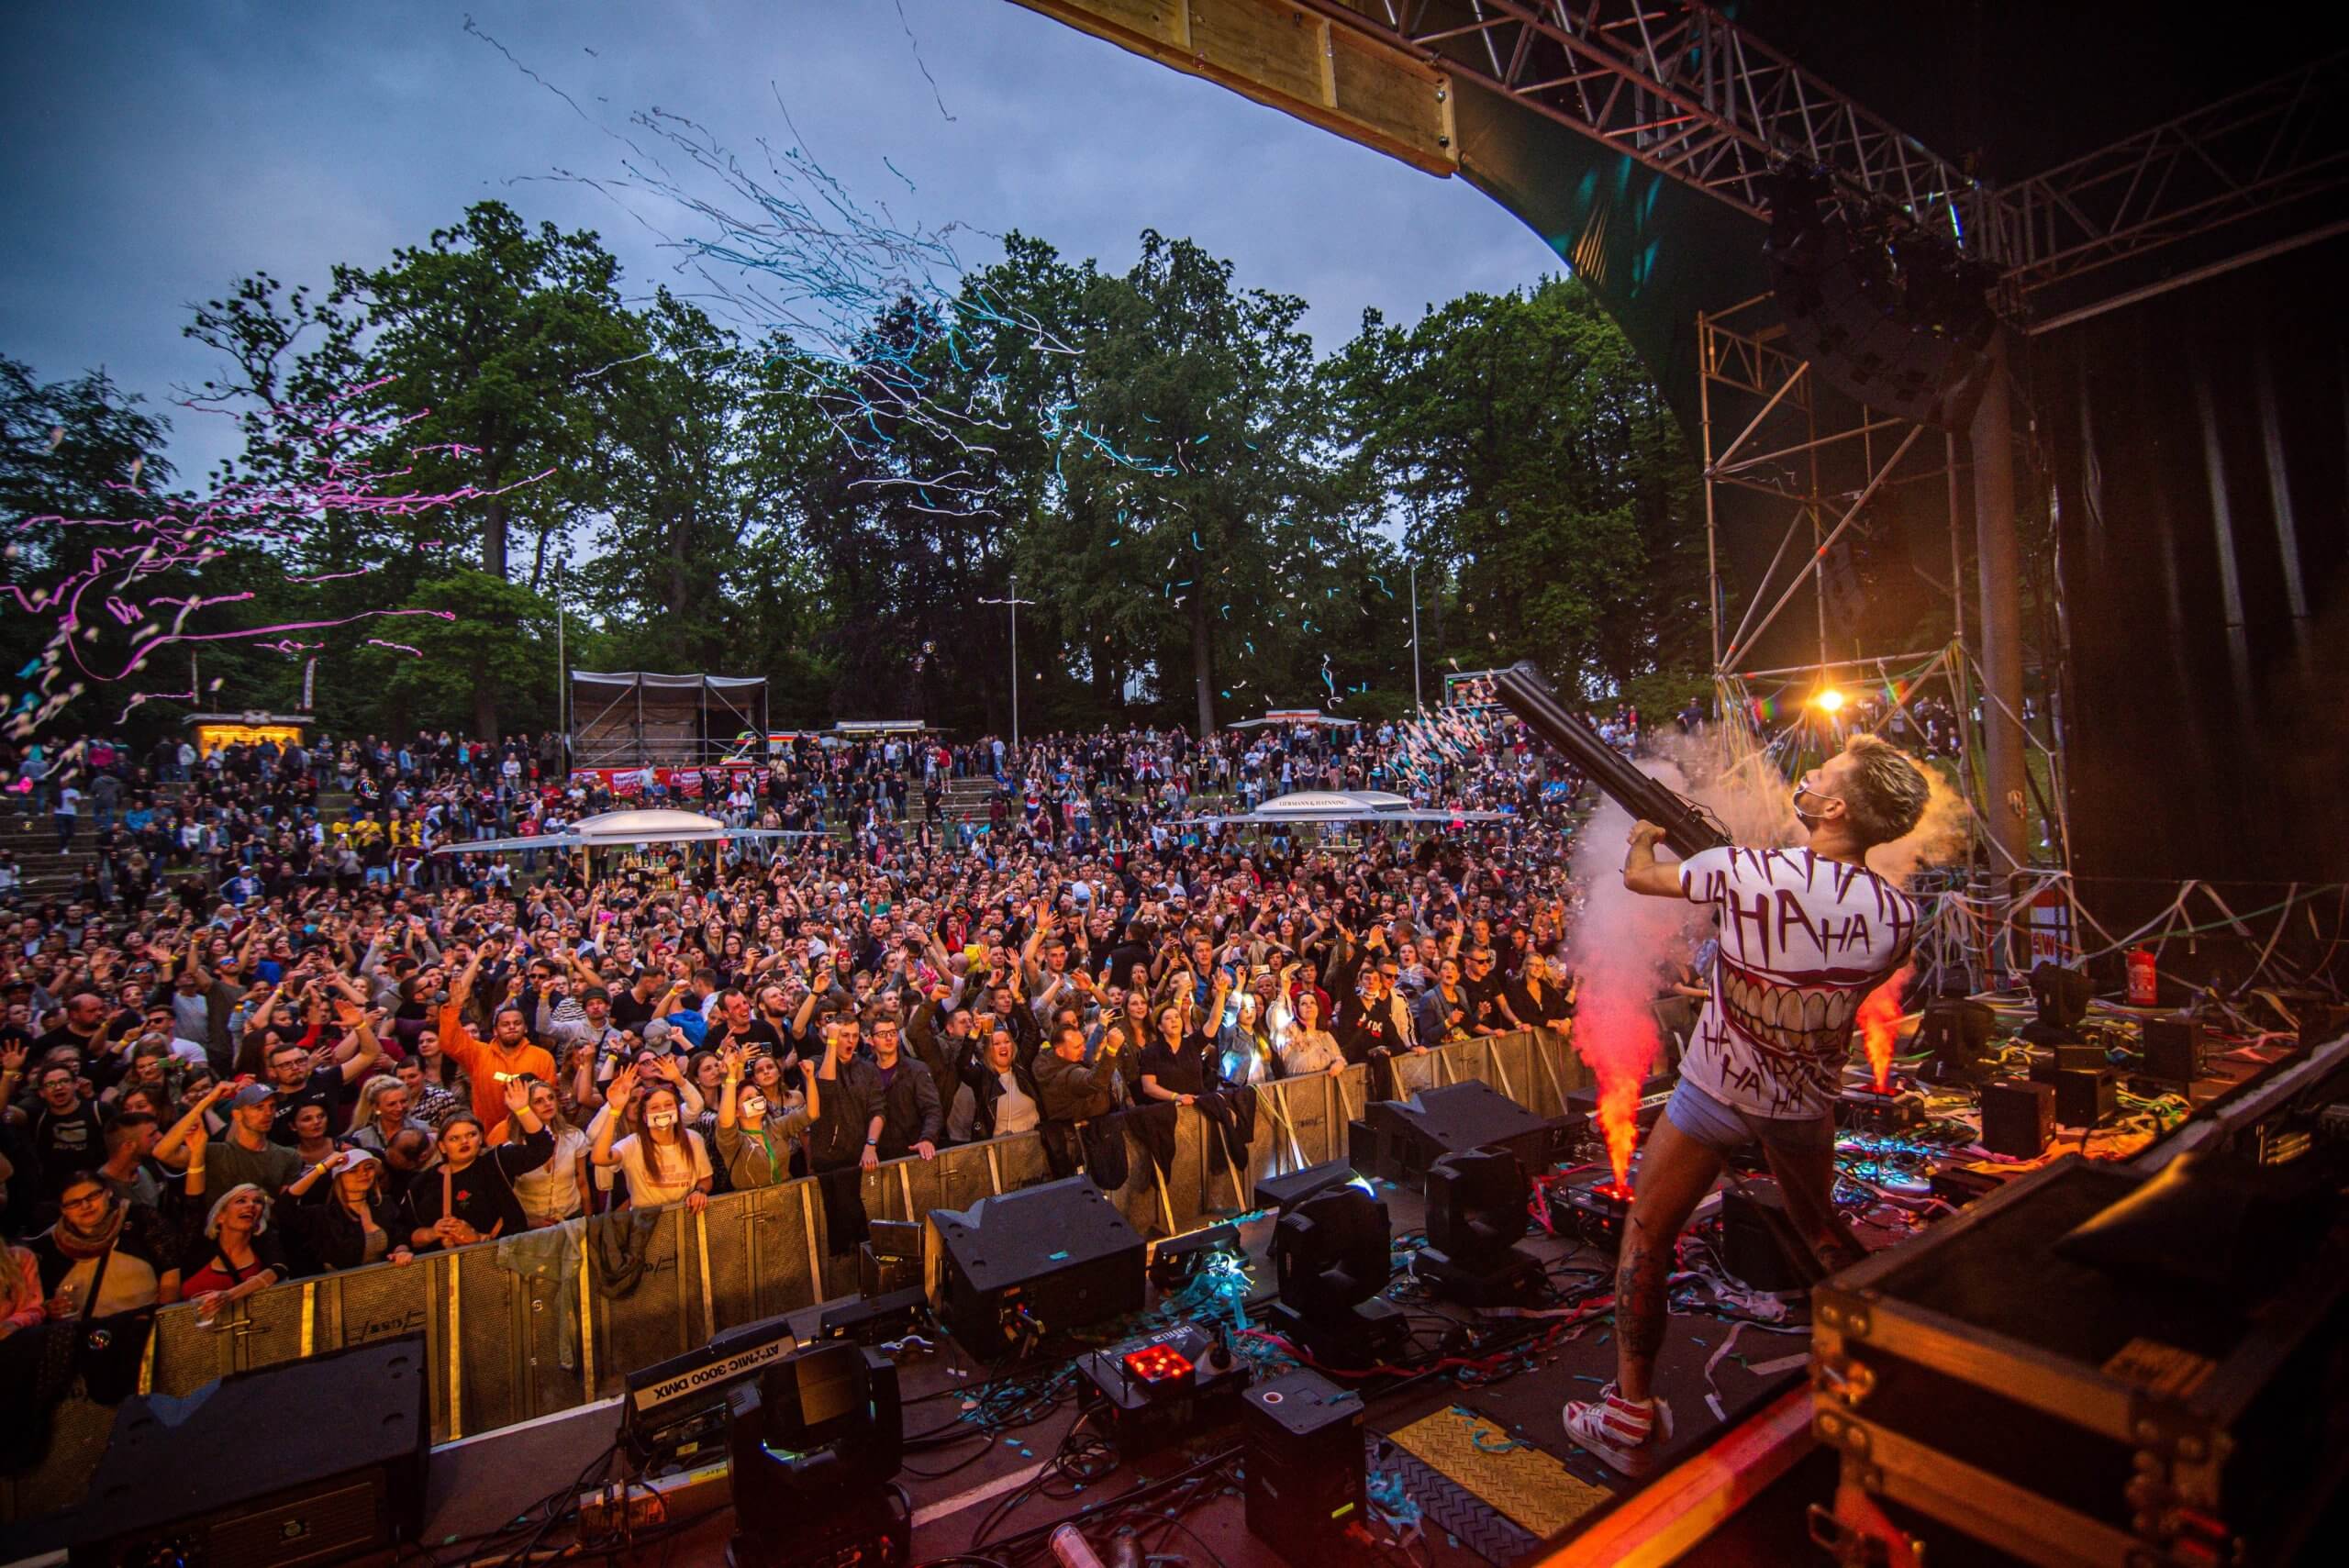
[
  {"left": 177, "top": 1177, "right": 286, "bottom": 1322},
  {"left": 438, "top": 947, "right": 556, "bottom": 1132},
  {"left": 156, "top": 1080, "right": 301, "bottom": 1196},
  {"left": 551, "top": 983, "right": 628, "bottom": 1085},
  {"left": 275, "top": 1146, "right": 414, "bottom": 1273}
]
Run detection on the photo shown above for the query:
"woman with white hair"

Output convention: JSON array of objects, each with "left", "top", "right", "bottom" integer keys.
[{"left": 179, "top": 1180, "right": 287, "bottom": 1321}]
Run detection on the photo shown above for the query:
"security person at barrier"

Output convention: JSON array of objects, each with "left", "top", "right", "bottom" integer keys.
[{"left": 1033, "top": 1022, "right": 1128, "bottom": 1189}]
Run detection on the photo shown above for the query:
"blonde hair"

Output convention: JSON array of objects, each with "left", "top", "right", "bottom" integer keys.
[{"left": 1840, "top": 734, "right": 1931, "bottom": 848}]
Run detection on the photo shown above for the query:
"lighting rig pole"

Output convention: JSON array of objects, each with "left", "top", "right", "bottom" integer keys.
[{"left": 979, "top": 575, "right": 1037, "bottom": 752}]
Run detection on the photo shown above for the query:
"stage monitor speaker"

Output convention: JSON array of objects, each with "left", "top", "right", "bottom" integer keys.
[
  {"left": 930, "top": 1174, "right": 1144, "bottom": 1359},
  {"left": 1764, "top": 183, "right": 1997, "bottom": 430},
  {"left": 1719, "top": 1182, "right": 1826, "bottom": 1294},
  {"left": 2141, "top": 1014, "right": 2210, "bottom": 1086},
  {"left": 69, "top": 1336, "right": 429, "bottom": 1568},
  {"left": 1981, "top": 1079, "right": 2055, "bottom": 1159},
  {"left": 1368, "top": 1080, "right": 1566, "bottom": 1190}
]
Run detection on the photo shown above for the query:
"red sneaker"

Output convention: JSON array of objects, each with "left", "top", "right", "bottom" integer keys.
[{"left": 1562, "top": 1383, "right": 1675, "bottom": 1474}]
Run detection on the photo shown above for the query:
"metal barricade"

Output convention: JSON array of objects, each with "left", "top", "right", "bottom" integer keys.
[{"left": 2, "top": 1029, "right": 1585, "bottom": 1523}]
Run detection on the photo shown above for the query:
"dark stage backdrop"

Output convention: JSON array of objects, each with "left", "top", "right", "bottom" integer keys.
[{"left": 2036, "top": 234, "right": 2349, "bottom": 896}]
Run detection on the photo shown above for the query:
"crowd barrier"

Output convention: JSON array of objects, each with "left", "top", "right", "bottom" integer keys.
[{"left": 1, "top": 1029, "right": 1586, "bottom": 1525}]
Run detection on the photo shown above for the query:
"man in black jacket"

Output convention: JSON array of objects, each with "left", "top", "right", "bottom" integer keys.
[
  {"left": 866, "top": 1014, "right": 941, "bottom": 1162},
  {"left": 1033, "top": 1023, "right": 1129, "bottom": 1188}
]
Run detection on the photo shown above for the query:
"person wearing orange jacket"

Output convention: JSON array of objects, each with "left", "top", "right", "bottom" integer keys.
[{"left": 438, "top": 945, "right": 556, "bottom": 1130}]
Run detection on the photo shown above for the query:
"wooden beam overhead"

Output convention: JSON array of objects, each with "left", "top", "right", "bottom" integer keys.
[{"left": 1008, "top": 0, "right": 1458, "bottom": 177}]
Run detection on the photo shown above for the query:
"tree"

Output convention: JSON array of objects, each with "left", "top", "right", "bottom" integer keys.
[
  {"left": 339, "top": 569, "right": 561, "bottom": 740},
  {"left": 1327, "top": 276, "right": 1702, "bottom": 696},
  {"left": 329, "top": 202, "right": 635, "bottom": 736},
  {"left": 576, "top": 292, "right": 754, "bottom": 673},
  {"left": 0, "top": 358, "right": 178, "bottom": 729}
]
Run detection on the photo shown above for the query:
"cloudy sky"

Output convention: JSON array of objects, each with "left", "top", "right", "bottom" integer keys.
[{"left": 0, "top": 0, "right": 1553, "bottom": 477}]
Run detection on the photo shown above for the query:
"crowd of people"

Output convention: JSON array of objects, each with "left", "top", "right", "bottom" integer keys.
[{"left": 0, "top": 706, "right": 1593, "bottom": 1351}]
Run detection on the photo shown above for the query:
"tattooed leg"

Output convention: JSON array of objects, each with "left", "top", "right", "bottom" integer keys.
[{"left": 1613, "top": 1118, "right": 1724, "bottom": 1403}]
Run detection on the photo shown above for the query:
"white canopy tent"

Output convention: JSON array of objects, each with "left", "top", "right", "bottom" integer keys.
[
  {"left": 1223, "top": 709, "right": 1362, "bottom": 731},
  {"left": 1181, "top": 790, "right": 1508, "bottom": 828},
  {"left": 434, "top": 808, "right": 817, "bottom": 856}
]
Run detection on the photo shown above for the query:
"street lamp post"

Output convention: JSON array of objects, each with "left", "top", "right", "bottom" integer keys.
[
  {"left": 1409, "top": 562, "right": 1423, "bottom": 715},
  {"left": 979, "top": 574, "right": 1038, "bottom": 752}
]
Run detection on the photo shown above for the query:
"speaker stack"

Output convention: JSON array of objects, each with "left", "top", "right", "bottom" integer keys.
[{"left": 1764, "top": 168, "right": 1999, "bottom": 430}]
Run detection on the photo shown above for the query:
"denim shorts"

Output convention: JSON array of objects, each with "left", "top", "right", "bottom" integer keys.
[{"left": 1664, "top": 1075, "right": 1835, "bottom": 1156}]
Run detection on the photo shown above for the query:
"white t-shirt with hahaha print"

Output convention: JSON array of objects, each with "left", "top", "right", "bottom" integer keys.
[{"left": 1676, "top": 845, "right": 1916, "bottom": 1118}]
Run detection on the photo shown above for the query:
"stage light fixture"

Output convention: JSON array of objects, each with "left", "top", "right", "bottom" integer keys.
[
  {"left": 1419, "top": 1148, "right": 1543, "bottom": 1305},
  {"left": 725, "top": 1341, "right": 907, "bottom": 1568},
  {"left": 1812, "top": 687, "right": 1846, "bottom": 713},
  {"left": 1266, "top": 1181, "right": 1408, "bottom": 1370},
  {"left": 2022, "top": 962, "right": 2093, "bottom": 1045}
]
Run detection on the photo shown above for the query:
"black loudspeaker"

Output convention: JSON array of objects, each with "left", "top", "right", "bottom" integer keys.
[
  {"left": 2054, "top": 1067, "right": 2118, "bottom": 1129},
  {"left": 2141, "top": 1014, "right": 2210, "bottom": 1086},
  {"left": 1367, "top": 1081, "right": 1564, "bottom": 1191},
  {"left": 1242, "top": 1371, "right": 1365, "bottom": 1567},
  {"left": 1719, "top": 1182, "right": 1827, "bottom": 1294},
  {"left": 929, "top": 1175, "right": 1144, "bottom": 1359},
  {"left": 1981, "top": 1080, "right": 2055, "bottom": 1158},
  {"left": 1764, "top": 171, "right": 1998, "bottom": 430},
  {"left": 69, "top": 1337, "right": 429, "bottom": 1568},
  {"left": 726, "top": 1343, "right": 907, "bottom": 1568}
]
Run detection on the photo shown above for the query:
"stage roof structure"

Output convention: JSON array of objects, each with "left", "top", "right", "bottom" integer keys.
[{"left": 569, "top": 671, "right": 771, "bottom": 770}]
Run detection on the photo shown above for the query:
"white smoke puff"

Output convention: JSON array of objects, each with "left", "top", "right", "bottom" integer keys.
[{"left": 1867, "top": 760, "right": 1971, "bottom": 890}]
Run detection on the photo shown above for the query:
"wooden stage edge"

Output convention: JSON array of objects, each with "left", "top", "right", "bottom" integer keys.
[{"left": 1537, "top": 1385, "right": 1817, "bottom": 1568}]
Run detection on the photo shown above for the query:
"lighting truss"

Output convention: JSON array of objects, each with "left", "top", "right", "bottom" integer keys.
[{"left": 1300, "top": 2, "right": 2348, "bottom": 295}]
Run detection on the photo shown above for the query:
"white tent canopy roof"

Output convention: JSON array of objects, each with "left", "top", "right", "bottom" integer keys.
[{"left": 570, "top": 808, "right": 731, "bottom": 842}]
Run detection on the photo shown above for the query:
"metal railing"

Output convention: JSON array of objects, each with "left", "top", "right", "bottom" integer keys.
[{"left": 2, "top": 1029, "right": 1586, "bottom": 1523}]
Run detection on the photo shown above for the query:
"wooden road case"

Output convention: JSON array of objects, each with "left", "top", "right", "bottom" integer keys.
[{"left": 1809, "top": 1155, "right": 2348, "bottom": 1567}]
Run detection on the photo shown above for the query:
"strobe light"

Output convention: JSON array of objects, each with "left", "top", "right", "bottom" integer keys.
[
  {"left": 725, "top": 1340, "right": 907, "bottom": 1568},
  {"left": 1419, "top": 1149, "right": 1543, "bottom": 1306},
  {"left": 1266, "top": 1178, "right": 1408, "bottom": 1371}
]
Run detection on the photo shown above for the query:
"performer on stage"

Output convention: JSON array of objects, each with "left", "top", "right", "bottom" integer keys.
[{"left": 1563, "top": 734, "right": 1928, "bottom": 1473}]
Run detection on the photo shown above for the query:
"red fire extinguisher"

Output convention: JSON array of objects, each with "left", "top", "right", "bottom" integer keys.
[{"left": 2126, "top": 947, "right": 2159, "bottom": 1007}]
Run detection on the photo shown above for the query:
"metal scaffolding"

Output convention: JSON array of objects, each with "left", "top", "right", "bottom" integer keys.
[{"left": 1297, "top": 3, "right": 2348, "bottom": 299}]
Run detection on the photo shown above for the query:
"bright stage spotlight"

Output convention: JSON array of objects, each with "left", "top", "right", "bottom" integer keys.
[
  {"left": 1265, "top": 1178, "right": 1408, "bottom": 1370},
  {"left": 1812, "top": 686, "right": 1846, "bottom": 714}
]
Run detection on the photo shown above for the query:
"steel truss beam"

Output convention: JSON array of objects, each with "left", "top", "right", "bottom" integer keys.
[{"left": 1300, "top": 3, "right": 2349, "bottom": 298}]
